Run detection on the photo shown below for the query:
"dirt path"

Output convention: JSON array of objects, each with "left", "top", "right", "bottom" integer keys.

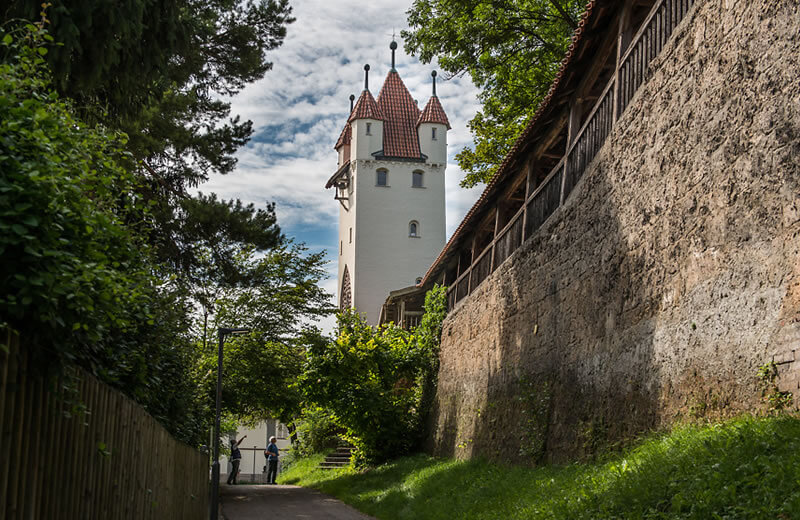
[{"left": 220, "top": 484, "right": 377, "bottom": 520}]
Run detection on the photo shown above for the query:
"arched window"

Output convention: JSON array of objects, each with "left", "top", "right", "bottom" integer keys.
[
  {"left": 340, "top": 266, "right": 352, "bottom": 310},
  {"left": 376, "top": 168, "right": 388, "bottom": 186},
  {"left": 412, "top": 170, "right": 424, "bottom": 188},
  {"left": 409, "top": 220, "right": 419, "bottom": 237}
]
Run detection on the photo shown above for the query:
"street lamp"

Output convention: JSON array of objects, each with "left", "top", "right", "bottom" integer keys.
[{"left": 210, "top": 327, "right": 250, "bottom": 520}]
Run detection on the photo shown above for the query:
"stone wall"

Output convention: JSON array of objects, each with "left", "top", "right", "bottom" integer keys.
[{"left": 428, "top": 0, "right": 800, "bottom": 463}]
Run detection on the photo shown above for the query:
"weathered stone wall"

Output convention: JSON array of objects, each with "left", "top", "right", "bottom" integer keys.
[{"left": 428, "top": 0, "right": 800, "bottom": 463}]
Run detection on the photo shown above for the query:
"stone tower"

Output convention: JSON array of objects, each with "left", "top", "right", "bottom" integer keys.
[{"left": 325, "top": 42, "right": 450, "bottom": 325}]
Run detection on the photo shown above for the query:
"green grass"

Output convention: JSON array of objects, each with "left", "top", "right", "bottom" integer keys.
[{"left": 278, "top": 415, "right": 800, "bottom": 519}]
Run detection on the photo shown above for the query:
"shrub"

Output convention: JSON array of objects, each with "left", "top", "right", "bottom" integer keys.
[
  {"left": 294, "top": 406, "right": 344, "bottom": 457},
  {"left": 301, "top": 286, "right": 447, "bottom": 465}
]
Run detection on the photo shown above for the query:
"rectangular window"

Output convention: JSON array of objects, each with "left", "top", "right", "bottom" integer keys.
[
  {"left": 366, "top": 122, "right": 372, "bottom": 135},
  {"left": 431, "top": 127, "right": 437, "bottom": 140},
  {"left": 376, "top": 170, "right": 387, "bottom": 186},
  {"left": 349, "top": 227, "right": 352, "bottom": 243},
  {"left": 412, "top": 171, "right": 423, "bottom": 188},
  {"left": 340, "top": 240, "right": 342, "bottom": 255}
]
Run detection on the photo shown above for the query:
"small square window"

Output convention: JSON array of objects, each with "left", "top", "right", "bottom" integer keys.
[
  {"left": 377, "top": 170, "right": 387, "bottom": 186},
  {"left": 412, "top": 171, "right": 423, "bottom": 188}
]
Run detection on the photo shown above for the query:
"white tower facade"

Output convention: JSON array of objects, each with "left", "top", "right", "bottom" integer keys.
[{"left": 325, "top": 51, "right": 450, "bottom": 325}]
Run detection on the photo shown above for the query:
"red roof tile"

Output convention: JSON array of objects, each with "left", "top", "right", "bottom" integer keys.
[
  {"left": 334, "top": 122, "right": 351, "bottom": 150},
  {"left": 348, "top": 90, "right": 384, "bottom": 122},
  {"left": 417, "top": 96, "right": 451, "bottom": 129},
  {"left": 376, "top": 71, "right": 422, "bottom": 159}
]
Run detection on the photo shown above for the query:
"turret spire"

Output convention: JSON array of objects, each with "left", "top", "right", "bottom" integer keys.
[
  {"left": 390, "top": 41, "right": 398, "bottom": 72},
  {"left": 349, "top": 94, "right": 355, "bottom": 112},
  {"left": 363, "top": 64, "right": 370, "bottom": 91},
  {"left": 431, "top": 70, "right": 437, "bottom": 97}
]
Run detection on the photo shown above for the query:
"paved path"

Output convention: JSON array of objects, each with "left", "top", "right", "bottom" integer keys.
[{"left": 220, "top": 484, "right": 377, "bottom": 520}]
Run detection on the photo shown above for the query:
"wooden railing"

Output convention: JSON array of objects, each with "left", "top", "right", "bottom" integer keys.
[
  {"left": 471, "top": 246, "right": 493, "bottom": 291},
  {"left": 446, "top": 0, "right": 695, "bottom": 311},
  {"left": 563, "top": 80, "right": 616, "bottom": 202},
  {"left": 0, "top": 331, "right": 209, "bottom": 519},
  {"left": 618, "top": 0, "right": 695, "bottom": 114}
]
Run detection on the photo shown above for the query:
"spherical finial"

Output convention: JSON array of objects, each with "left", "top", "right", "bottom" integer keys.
[
  {"left": 364, "top": 64, "right": 370, "bottom": 72},
  {"left": 390, "top": 41, "right": 398, "bottom": 51},
  {"left": 349, "top": 94, "right": 355, "bottom": 101},
  {"left": 431, "top": 70, "right": 437, "bottom": 78}
]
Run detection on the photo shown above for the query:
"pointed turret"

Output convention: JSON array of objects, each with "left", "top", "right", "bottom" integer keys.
[
  {"left": 418, "top": 71, "right": 449, "bottom": 165},
  {"left": 349, "top": 65, "right": 385, "bottom": 161},
  {"left": 417, "top": 71, "right": 451, "bottom": 129}
]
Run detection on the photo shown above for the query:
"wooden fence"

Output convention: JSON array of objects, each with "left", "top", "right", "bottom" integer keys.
[
  {"left": 0, "top": 331, "right": 209, "bottom": 519},
  {"left": 447, "top": 0, "right": 696, "bottom": 310}
]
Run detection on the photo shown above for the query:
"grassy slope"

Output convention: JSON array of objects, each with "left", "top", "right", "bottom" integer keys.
[{"left": 279, "top": 415, "right": 800, "bottom": 519}]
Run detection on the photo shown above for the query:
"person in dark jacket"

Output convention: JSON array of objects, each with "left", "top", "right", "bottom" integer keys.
[
  {"left": 264, "top": 436, "right": 279, "bottom": 484},
  {"left": 226, "top": 434, "right": 246, "bottom": 485}
]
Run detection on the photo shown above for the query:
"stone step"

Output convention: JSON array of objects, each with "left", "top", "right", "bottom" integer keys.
[
  {"left": 317, "top": 443, "right": 354, "bottom": 470},
  {"left": 319, "top": 462, "right": 349, "bottom": 469},
  {"left": 324, "top": 458, "right": 350, "bottom": 464}
]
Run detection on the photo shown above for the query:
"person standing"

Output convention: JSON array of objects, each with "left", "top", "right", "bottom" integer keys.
[
  {"left": 226, "top": 434, "right": 246, "bottom": 485},
  {"left": 265, "top": 436, "right": 279, "bottom": 484}
]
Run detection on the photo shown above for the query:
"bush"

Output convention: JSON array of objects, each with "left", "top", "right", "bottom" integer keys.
[
  {"left": 0, "top": 27, "right": 154, "bottom": 364},
  {"left": 0, "top": 26, "right": 206, "bottom": 445},
  {"left": 294, "top": 406, "right": 344, "bottom": 457},
  {"left": 301, "top": 286, "right": 447, "bottom": 464}
]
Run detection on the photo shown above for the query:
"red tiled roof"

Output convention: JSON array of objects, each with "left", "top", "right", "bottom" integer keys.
[
  {"left": 421, "top": 0, "right": 603, "bottom": 285},
  {"left": 417, "top": 96, "right": 451, "bottom": 129},
  {"left": 334, "top": 122, "right": 351, "bottom": 150},
  {"left": 376, "top": 71, "right": 423, "bottom": 158},
  {"left": 348, "top": 90, "right": 384, "bottom": 122}
]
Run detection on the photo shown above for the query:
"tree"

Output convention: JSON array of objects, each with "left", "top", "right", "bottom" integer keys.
[
  {"left": 2, "top": 1, "right": 295, "bottom": 283},
  {"left": 403, "top": 0, "right": 586, "bottom": 187},
  {"left": 153, "top": 192, "right": 283, "bottom": 348},
  {"left": 0, "top": 26, "right": 207, "bottom": 445},
  {"left": 3, "top": 0, "right": 294, "bottom": 189},
  {"left": 196, "top": 243, "right": 334, "bottom": 424}
]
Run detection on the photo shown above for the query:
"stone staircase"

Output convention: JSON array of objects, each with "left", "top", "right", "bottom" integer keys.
[{"left": 318, "top": 444, "right": 354, "bottom": 470}]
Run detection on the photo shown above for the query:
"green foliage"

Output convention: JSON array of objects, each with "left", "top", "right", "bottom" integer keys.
[
  {"left": 301, "top": 286, "right": 448, "bottom": 465},
  {"left": 278, "top": 415, "right": 800, "bottom": 519},
  {"left": 757, "top": 361, "right": 794, "bottom": 412},
  {"left": 195, "top": 243, "right": 334, "bottom": 424},
  {"left": 0, "top": 26, "right": 147, "bottom": 360},
  {"left": 3, "top": 0, "right": 295, "bottom": 188},
  {"left": 403, "top": 0, "right": 586, "bottom": 187},
  {"left": 293, "top": 406, "right": 344, "bottom": 458},
  {"left": 0, "top": 27, "right": 207, "bottom": 445}
]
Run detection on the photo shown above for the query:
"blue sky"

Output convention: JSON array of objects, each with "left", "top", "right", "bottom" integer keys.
[{"left": 199, "top": 0, "right": 484, "bottom": 330}]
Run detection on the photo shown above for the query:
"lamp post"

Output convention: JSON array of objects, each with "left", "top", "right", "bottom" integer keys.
[{"left": 210, "top": 327, "right": 250, "bottom": 520}]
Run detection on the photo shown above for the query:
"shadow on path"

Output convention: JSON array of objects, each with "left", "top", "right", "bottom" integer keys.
[{"left": 220, "top": 484, "right": 377, "bottom": 520}]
